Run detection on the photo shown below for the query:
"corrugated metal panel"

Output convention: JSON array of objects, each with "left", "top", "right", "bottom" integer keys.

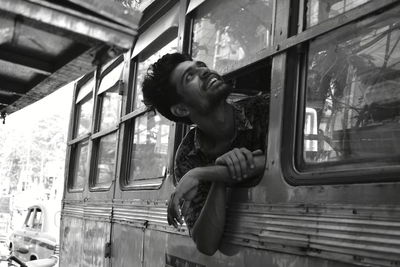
[{"left": 107, "top": 200, "right": 400, "bottom": 266}]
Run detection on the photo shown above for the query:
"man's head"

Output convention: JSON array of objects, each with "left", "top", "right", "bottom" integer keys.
[{"left": 142, "top": 53, "right": 231, "bottom": 124}]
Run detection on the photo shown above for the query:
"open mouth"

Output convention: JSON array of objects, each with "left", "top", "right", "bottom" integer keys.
[{"left": 205, "top": 74, "right": 221, "bottom": 90}]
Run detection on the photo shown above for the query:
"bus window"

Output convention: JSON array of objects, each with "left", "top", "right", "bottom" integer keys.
[
  {"left": 122, "top": 25, "right": 178, "bottom": 189},
  {"left": 133, "top": 37, "right": 178, "bottom": 110},
  {"left": 300, "top": 6, "right": 400, "bottom": 169},
  {"left": 68, "top": 76, "right": 94, "bottom": 191},
  {"left": 130, "top": 113, "right": 169, "bottom": 181},
  {"left": 190, "top": 0, "right": 273, "bottom": 74},
  {"left": 75, "top": 79, "right": 94, "bottom": 137},
  {"left": 306, "top": 0, "right": 370, "bottom": 28},
  {"left": 125, "top": 38, "right": 178, "bottom": 188},
  {"left": 71, "top": 140, "right": 89, "bottom": 190},
  {"left": 91, "top": 59, "right": 124, "bottom": 189}
]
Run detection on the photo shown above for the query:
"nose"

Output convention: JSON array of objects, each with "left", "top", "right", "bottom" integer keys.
[{"left": 198, "top": 67, "right": 210, "bottom": 79}]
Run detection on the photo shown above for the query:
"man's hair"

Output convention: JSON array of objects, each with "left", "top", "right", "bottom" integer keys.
[{"left": 142, "top": 53, "right": 193, "bottom": 124}]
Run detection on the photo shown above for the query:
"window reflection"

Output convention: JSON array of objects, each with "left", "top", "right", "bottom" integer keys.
[
  {"left": 134, "top": 38, "right": 178, "bottom": 110},
  {"left": 130, "top": 113, "right": 170, "bottom": 181},
  {"left": 303, "top": 7, "right": 400, "bottom": 165},
  {"left": 99, "top": 87, "right": 121, "bottom": 131},
  {"left": 99, "top": 62, "right": 124, "bottom": 93},
  {"left": 75, "top": 95, "right": 93, "bottom": 137},
  {"left": 192, "top": 0, "right": 273, "bottom": 74},
  {"left": 307, "top": 0, "right": 370, "bottom": 27},
  {"left": 95, "top": 133, "right": 117, "bottom": 187},
  {"left": 71, "top": 141, "right": 88, "bottom": 189}
]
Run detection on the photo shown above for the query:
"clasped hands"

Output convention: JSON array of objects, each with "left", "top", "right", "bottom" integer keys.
[{"left": 167, "top": 148, "right": 263, "bottom": 228}]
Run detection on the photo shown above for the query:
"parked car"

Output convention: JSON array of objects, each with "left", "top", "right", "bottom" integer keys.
[
  {"left": 9, "top": 204, "right": 60, "bottom": 262},
  {"left": 0, "top": 233, "right": 9, "bottom": 261}
]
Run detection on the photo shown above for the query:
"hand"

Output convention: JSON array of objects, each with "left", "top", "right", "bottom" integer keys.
[
  {"left": 167, "top": 191, "right": 183, "bottom": 228},
  {"left": 167, "top": 170, "right": 199, "bottom": 228},
  {"left": 215, "top": 148, "right": 263, "bottom": 181}
]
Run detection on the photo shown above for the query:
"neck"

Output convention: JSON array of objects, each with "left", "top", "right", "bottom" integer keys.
[{"left": 192, "top": 101, "right": 235, "bottom": 142}]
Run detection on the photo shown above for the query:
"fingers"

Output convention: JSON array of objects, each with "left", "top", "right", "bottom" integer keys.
[
  {"left": 240, "top": 148, "right": 255, "bottom": 169},
  {"left": 215, "top": 148, "right": 262, "bottom": 181},
  {"left": 252, "top": 149, "right": 263, "bottom": 156},
  {"left": 167, "top": 192, "right": 183, "bottom": 228},
  {"left": 232, "top": 148, "right": 247, "bottom": 180}
]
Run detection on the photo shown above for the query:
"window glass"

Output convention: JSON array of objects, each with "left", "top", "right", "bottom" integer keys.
[
  {"left": 95, "top": 133, "right": 117, "bottom": 187},
  {"left": 191, "top": 0, "right": 273, "bottom": 74},
  {"left": 133, "top": 37, "right": 179, "bottom": 110},
  {"left": 32, "top": 209, "right": 42, "bottom": 230},
  {"left": 98, "top": 62, "right": 124, "bottom": 94},
  {"left": 130, "top": 112, "right": 170, "bottom": 181},
  {"left": 71, "top": 141, "right": 88, "bottom": 190},
  {"left": 302, "top": 7, "right": 400, "bottom": 166},
  {"left": 24, "top": 209, "right": 34, "bottom": 228},
  {"left": 75, "top": 95, "right": 93, "bottom": 138},
  {"left": 99, "top": 86, "right": 122, "bottom": 131},
  {"left": 307, "top": 0, "right": 370, "bottom": 28}
]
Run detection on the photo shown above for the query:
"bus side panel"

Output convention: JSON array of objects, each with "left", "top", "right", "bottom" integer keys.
[
  {"left": 143, "top": 229, "right": 170, "bottom": 267},
  {"left": 82, "top": 219, "right": 111, "bottom": 267},
  {"left": 60, "top": 216, "right": 84, "bottom": 267},
  {"left": 164, "top": 230, "right": 358, "bottom": 267},
  {"left": 111, "top": 224, "right": 143, "bottom": 267}
]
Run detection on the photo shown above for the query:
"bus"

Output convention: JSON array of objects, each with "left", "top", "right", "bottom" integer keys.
[{"left": 59, "top": 0, "right": 400, "bottom": 266}]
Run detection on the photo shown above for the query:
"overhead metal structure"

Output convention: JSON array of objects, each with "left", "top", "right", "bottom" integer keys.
[{"left": 0, "top": 0, "right": 141, "bottom": 118}]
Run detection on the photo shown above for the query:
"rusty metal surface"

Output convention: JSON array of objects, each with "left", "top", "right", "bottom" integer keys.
[
  {"left": 60, "top": 216, "right": 84, "bottom": 267},
  {"left": 111, "top": 224, "right": 143, "bottom": 267},
  {"left": 80, "top": 199, "right": 400, "bottom": 267},
  {"left": 82, "top": 220, "right": 111, "bottom": 267}
]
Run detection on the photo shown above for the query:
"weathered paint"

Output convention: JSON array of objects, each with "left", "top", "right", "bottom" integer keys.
[
  {"left": 82, "top": 220, "right": 111, "bottom": 267},
  {"left": 111, "top": 224, "right": 143, "bottom": 267},
  {"left": 60, "top": 216, "right": 84, "bottom": 267}
]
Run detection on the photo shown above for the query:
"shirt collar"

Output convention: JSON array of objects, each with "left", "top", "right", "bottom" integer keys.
[{"left": 192, "top": 101, "right": 253, "bottom": 153}]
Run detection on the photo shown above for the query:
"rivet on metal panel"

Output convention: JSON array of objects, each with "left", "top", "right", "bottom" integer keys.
[{"left": 275, "top": 44, "right": 280, "bottom": 51}]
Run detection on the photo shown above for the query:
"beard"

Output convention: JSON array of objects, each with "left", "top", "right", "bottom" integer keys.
[{"left": 207, "top": 82, "right": 232, "bottom": 106}]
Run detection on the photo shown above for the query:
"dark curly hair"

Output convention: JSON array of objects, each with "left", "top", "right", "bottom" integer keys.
[{"left": 142, "top": 53, "right": 193, "bottom": 124}]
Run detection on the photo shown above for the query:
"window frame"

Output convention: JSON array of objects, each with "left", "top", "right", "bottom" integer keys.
[
  {"left": 281, "top": 0, "right": 400, "bottom": 186},
  {"left": 119, "top": 5, "right": 180, "bottom": 190},
  {"left": 67, "top": 73, "right": 95, "bottom": 192},
  {"left": 187, "top": 0, "right": 275, "bottom": 75},
  {"left": 89, "top": 56, "right": 125, "bottom": 191}
]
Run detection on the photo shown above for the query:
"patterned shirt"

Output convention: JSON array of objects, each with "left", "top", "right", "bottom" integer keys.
[{"left": 173, "top": 93, "right": 269, "bottom": 233}]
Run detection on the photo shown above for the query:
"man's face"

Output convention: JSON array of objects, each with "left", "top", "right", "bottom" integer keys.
[{"left": 169, "top": 60, "right": 231, "bottom": 115}]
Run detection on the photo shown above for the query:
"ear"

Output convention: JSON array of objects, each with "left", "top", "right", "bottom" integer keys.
[{"left": 170, "top": 103, "right": 190, "bottom": 118}]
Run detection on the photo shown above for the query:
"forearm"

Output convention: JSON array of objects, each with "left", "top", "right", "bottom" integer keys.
[
  {"left": 189, "top": 154, "right": 265, "bottom": 185},
  {"left": 191, "top": 182, "right": 226, "bottom": 255}
]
